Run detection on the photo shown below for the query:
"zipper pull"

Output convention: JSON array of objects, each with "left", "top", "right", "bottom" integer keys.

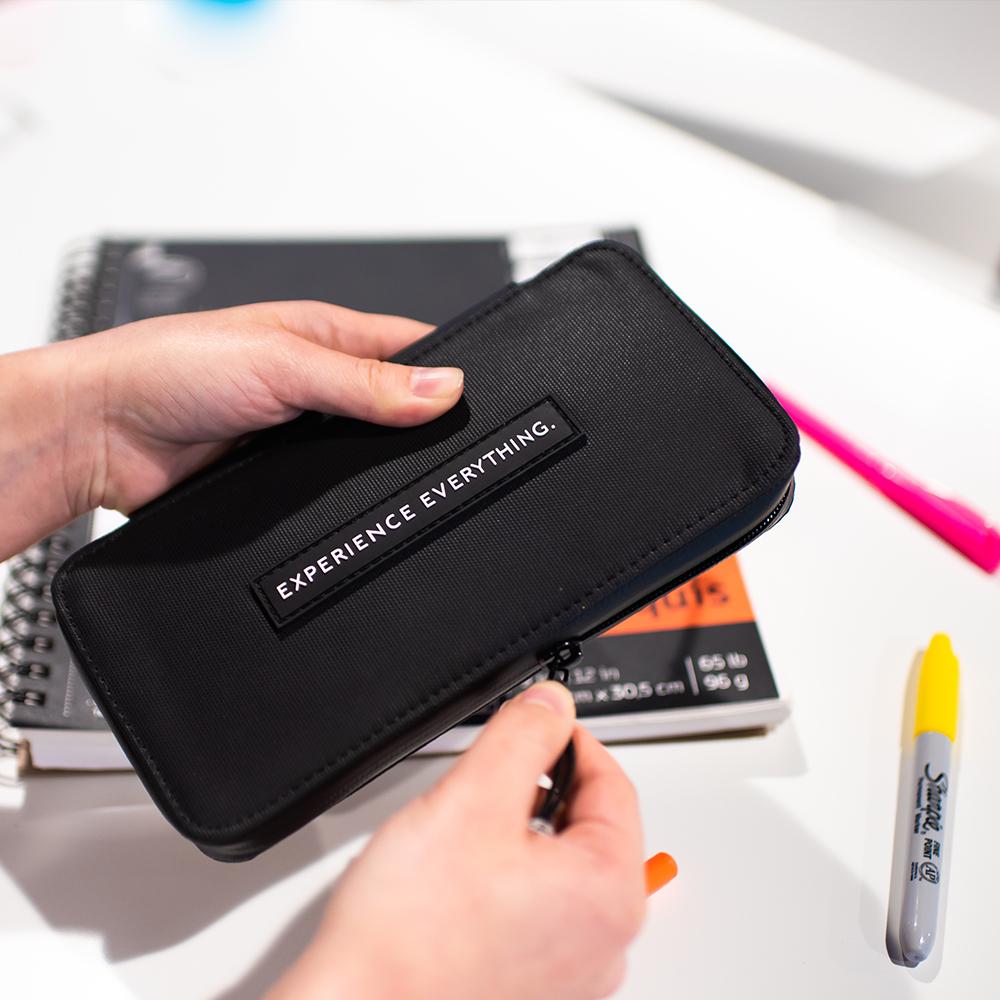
[{"left": 539, "top": 639, "right": 582, "bottom": 684}]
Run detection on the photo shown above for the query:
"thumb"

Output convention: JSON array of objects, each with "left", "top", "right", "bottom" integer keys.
[
  {"left": 432, "top": 681, "right": 577, "bottom": 826},
  {"left": 276, "top": 336, "right": 464, "bottom": 427}
]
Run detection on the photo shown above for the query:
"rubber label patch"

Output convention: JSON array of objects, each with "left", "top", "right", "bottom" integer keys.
[{"left": 254, "top": 398, "right": 581, "bottom": 625}]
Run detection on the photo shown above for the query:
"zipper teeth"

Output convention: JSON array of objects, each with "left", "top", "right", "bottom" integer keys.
[{"left": 577, "top": 483, "right": 793, "bottom": 642}]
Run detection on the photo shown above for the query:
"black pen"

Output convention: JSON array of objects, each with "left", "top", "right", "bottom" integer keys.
[
  {"left": 526, "top": 644, "right": 581, "bottom": 835},
  {"left": 529, "top": 738, "right": 576, "bottom": 836}
]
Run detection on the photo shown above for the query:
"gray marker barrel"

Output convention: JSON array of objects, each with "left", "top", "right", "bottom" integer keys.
[{"left": 899, "top": 730, "right": 952, "bottom": 965}]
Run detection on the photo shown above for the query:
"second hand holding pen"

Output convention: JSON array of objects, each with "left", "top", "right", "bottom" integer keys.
[
  {"left": 526, "top": 657, "right": 677, "bottom": 895},
  {"left": 529, "top": 733, "right": 677, "bottom": 898}
]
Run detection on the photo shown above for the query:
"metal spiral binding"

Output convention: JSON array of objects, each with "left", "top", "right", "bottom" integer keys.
[
  {"left": 0, "top": 533, "right": 68, "bottom": 754},
  {"left": 53, "top": 241, "right": 104, "bottom": 342},
  {"left": 1, "top": 240, "right": 105, "bottom": 760}
]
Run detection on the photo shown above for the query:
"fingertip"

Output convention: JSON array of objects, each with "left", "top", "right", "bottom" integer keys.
[
  {"left": 295, "top": 352, "right": 464, "bottom": 428},
  {"left": 440, "top": 681, "right": 576, "bottom": 820},
  {"left": 380, "top": 365, "right": 463, "bottom": 427},
  {"left": 517, "top": 680, "right": 576, "bottom": 719}
]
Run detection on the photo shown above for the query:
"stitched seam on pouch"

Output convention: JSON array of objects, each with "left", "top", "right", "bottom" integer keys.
[{"left": 55, "top": 242, "right": 795, "bottom": 837}]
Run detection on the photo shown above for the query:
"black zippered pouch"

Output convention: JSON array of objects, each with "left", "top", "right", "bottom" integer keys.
[{"left": 52, "top": 241, "right": 799, "bottom": 861}]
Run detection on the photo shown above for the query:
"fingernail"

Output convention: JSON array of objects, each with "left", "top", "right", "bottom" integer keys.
[
  {"left": 520, "top": 681, "right": 575, "bottom": 718},
  {"left": 410, "top": 366, "right": 463, "bottom": 398}
]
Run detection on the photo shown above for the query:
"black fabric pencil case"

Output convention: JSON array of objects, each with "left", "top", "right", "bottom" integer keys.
[{"left": 52, "top": 241, "right": 799, "bottom": 861}]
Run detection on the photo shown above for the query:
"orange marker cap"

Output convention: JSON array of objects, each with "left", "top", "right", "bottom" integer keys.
[{"left": 644, "top": 852, "right": 678, "bottom": 895}]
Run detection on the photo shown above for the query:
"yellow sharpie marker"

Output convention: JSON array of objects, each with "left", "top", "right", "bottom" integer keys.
[{"left": 899, "top": 634, "right": 960, "bottom": 966}]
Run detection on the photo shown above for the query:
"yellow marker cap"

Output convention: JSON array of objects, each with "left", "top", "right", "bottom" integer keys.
[{"left": 913, "top": 633, "right": 960, "bottom": 741}]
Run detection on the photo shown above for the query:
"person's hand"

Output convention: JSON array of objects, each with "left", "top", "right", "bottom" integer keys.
[
  {"left": 58, "top": 301, "right": 462, "bottom": 513},
  {"left": 270, "top": 682, "right": 646, "bottom": 1000},
  {"left": 0, "top": 301, "right": 462, "bottom": 557}
]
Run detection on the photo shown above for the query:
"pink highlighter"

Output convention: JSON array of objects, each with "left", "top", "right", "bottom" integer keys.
[{"left": 770, "top": 386, "right": 1000, "bottom": 574}]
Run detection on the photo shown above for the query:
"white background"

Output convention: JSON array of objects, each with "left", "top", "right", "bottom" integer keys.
[{"left": 1, "top": 3, "right": 997, "bottom": 997}]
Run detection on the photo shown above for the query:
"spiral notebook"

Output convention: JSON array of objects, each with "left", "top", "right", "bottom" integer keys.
[{"left": 1, "top": 227, "right": 787, "bottom": 774}]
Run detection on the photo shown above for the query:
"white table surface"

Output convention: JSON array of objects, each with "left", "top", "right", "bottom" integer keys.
[{"left": 1, "top": 3, "right": 997, "bottom": 998}]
